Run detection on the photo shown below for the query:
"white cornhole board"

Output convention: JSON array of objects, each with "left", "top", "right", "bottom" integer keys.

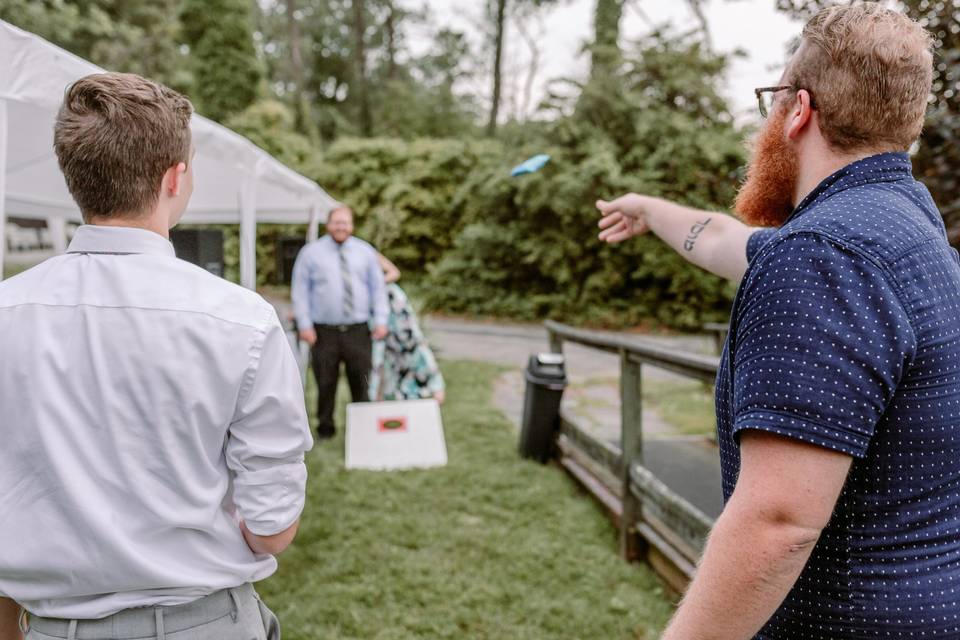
[{"left": 345, "top": 399, "right": 447, "bottom": 471}]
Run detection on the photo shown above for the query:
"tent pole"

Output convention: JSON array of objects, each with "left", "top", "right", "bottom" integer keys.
[
  {"left": 0, "top": 100, "right": 7, "bottom": 282},
  {"left": 306, "top": 204, "right": 321, "bottom": 242},
  {"left": 238, "top": 175, "right": 258, "bottom": 290},
  {"left": 47, "top": 216, "right": 67, "bottom": 254}
]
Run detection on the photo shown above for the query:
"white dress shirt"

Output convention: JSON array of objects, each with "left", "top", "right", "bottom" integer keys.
[{"left": 0, "top": 225, "right": 313, "bottom": 619}]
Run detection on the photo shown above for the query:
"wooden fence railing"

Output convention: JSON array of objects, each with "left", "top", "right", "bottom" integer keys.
[{"left": 544, "top": 320, "right": 718, "bottom": 592}]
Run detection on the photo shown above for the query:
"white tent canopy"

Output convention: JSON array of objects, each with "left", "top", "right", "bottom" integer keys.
[{"left": 0, "top": 20, "right": 336, "bottom": 288}]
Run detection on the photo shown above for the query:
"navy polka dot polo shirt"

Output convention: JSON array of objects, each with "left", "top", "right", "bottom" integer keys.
[{"left": 717, "top": 152, "right": 960, "bottom": 638}]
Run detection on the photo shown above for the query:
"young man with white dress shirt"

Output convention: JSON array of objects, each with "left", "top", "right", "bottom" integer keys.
[{"left": 0, "top": 72, "right": 312, "bottom": 639}]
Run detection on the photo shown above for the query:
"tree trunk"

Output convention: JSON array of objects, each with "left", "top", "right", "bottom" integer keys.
[
  {"left": 590, "top": 0, "right": 623, "bottom": 80},
  {"left": 486, "top": 0, "right": 507, "bottom": 137},
  {"left": 286, "top": 0, "right": 318, "bottom": 143},
  {"left": 385, "top": 1, "right": 398, "bottom": 80},
  {"left": 352, "top": 0, "right": 373, "bottom": 136},
  {"left": 514, "top": 14, "right": 541, "bottom": 121},
  {"left": 686, "top": 0, "right": 713, "bottom": 52}
]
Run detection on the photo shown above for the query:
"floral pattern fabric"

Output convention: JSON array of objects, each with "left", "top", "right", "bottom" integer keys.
[{"left": 369, "top": 284, "right": 445, "bottom": 401}]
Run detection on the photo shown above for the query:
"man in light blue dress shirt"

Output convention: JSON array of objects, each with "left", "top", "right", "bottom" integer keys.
[{"left": 292, "top": 205, "right": 388, "bottom": 439}]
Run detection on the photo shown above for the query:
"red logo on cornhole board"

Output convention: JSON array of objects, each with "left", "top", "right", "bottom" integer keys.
[{"left": 378, "top": 416, "right": 408, "bottom": 433}]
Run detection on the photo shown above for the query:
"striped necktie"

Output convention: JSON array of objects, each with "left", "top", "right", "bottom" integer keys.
[{"left": 339, "top": 244, "right": 354, "bottom": 318}]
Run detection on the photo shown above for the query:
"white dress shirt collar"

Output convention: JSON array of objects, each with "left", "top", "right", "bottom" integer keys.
[{"left": 67, "top": 225, "right": 176, "bottom": 257}]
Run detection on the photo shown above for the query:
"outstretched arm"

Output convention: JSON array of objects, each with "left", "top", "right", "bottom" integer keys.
[{"left": 597, "top": 194, "right": 757, "bottom": 282}]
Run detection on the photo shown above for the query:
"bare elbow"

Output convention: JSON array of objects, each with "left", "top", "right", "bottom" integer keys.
[
  {"left": 755, "top": 507, "right": 826, "bottom": 556},
  {"left": 726, "top": 492, "right": 829, "bottom": 559},
  {"left": 783, "top": 526, "right": 821, "bottom": 554},
  {"left": 241, "top": 519, "right": 300, "bottom": 556}
]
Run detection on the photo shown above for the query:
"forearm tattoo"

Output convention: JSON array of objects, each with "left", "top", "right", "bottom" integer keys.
[{"left": 683, "top": 218, "right": 713, "bottom": 251}]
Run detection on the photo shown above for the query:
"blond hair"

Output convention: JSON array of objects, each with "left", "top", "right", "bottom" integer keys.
[
  {"left": 54, "top": 73, "right": 193, "bottom": 222},
  {"left": 788, "top": 2, "right": 933, "bottom": 152}
]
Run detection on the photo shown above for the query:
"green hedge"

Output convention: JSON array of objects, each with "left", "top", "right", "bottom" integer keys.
[
  {"left": 313, "top": 137, "right": 504, "bottom": 275},
  {"left": 306, "top": 129, "right": 742, "bottom": 330},
  {"left": 226, "top": 32, "right": 749, "bottom": 330}
]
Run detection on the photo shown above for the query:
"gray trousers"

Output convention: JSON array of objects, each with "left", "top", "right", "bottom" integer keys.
[{"left": 23, "top": 584, "right": 279, "bottom": 640}]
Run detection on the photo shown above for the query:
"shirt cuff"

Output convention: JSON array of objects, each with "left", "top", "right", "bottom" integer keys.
[
  {"left": 732, "top": 410, "right": 869, "bottom": 458},
  {"left": 233, "top": 462, "right": 308, "bottom": 536}
]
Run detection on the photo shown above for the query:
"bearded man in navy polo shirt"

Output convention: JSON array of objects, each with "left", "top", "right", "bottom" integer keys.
[{"left": 597, "top": 4, "right": 959, "bottom": 638}]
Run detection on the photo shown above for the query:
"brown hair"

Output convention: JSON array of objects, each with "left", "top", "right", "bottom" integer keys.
[
  {"left": 54, "top": 73, "right": 193, "bottom": 222},
  {"left": 788, "top": 3, "right": 933, "bottom": 152}
]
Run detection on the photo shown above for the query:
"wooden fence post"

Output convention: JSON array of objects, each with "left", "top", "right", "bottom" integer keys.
[
  {"left": 549, "top": 328, "right": 563, "bottom": 355},
  {"left": 619, "top": 350, "right": 643, "bottom": 560}
]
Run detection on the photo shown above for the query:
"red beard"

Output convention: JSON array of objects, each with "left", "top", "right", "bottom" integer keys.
[{"left": 734, "top": 108, "right": 800, "bottom": 227}]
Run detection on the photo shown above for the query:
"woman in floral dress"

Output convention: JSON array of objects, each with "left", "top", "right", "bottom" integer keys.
[{"left": 369, "top": 254, "right": 446, "bottom": 404}]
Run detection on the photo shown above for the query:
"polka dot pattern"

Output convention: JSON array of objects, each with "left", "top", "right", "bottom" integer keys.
[{"left": 717, "top": 153, "right": 960, "bottom": 637}]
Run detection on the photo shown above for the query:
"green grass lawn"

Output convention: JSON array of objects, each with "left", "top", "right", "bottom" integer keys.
[
  {"left": 642, "top": 379, "right": 717, "bottom": 438},
  {"left": 259, "top": 359, "right": 673, "bottom": 639},
  {"left": 566, "top": 375, "right": 716, "bottom": 439},
  {"left": 2, "top": 263, "right": 32, "bottom": 279}
]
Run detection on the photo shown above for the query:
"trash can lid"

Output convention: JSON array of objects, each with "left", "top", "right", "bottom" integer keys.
[
  {"left": 537, "top": 353, "right": 564, "bottom": 366},
  {"left": 526, "top": 353, "right": 567, "bottom": 385}
]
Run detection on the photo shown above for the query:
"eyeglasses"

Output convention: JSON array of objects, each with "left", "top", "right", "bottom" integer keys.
[{"left": 754, "top": 85, "right": 816, "bottom": 118}]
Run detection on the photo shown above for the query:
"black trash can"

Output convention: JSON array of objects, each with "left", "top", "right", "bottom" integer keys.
[{"left": 519, "top": 353, "right": 568, "bottom": 463}]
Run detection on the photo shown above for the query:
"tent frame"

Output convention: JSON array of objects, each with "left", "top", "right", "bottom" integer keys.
[{"left": 0, "top": 20, "right": 335, "bottom": 287}]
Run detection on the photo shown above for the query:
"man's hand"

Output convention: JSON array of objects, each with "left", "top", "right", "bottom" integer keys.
[
  {"left": 0, "top": 597, "right": 23, "bottom": 640},
  {"left": 298, "top": 328, "right": 317, "bottom": 346},
  {"left": 372, "top": 325, "right": 388, "bottom": 340},
  {"left": 597, "top": 194, "right": 651, "bottom": 243}
]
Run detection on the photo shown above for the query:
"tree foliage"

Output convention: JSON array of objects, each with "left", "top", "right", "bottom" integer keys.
[
  {"left": 1, "top": 0, "right": 761, "bottom": 329},
  {"left": 0, "top": 0, "right": 188, "bottom": 90},
  {"left": 257, "top": 0, "right": 480, "bottom": 142},
  {"left": 309, "top": 31, "right": 747, "bottom": 329},
  {"left": 180, "top": 0, "right": 263, "bottom": 122}
]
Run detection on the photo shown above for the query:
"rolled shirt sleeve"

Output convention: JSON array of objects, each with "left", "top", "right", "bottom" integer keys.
[
  {"left": 731, "top": 232, "right": 916, "bottom": 457},
  {"left": 290, "top": 246, "right": 313, "bottom": 331},
  {"left": 746, "top": 227, "right": 777, "bottom": 263},
  {"left": 226, "top": 314, "right": 313, "bottom": 535}
]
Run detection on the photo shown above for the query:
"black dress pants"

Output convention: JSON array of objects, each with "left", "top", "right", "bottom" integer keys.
[{"left": 311, "top": 323, "right": 372, "bottom": 435}]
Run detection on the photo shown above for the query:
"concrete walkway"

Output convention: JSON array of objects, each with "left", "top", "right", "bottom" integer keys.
[{"left": 425, "top": 316, "right": 725, "bottom": 519}]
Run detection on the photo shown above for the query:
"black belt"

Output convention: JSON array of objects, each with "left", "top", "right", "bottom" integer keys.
[{"left": 315, "top": 322, "right": 367, "bottom": 333}]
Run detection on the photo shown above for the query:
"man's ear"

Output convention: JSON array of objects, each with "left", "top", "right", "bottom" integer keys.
[
  {"left": 786, "top": 89, "right": 815, "bottom": 141},
  {"left": 162, "top": 162, "right": 187, "bottom": 198}
]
